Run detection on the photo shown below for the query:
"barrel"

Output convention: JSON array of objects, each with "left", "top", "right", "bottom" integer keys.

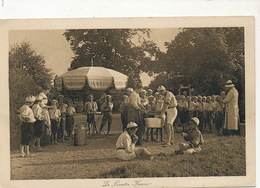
[{"left": 74, "top": 125, "right": 87, "bottom": 146}]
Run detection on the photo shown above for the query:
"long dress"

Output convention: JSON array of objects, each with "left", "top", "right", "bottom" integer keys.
[{"left": 223, "top": 87, "right": 239, "bottom": 131}]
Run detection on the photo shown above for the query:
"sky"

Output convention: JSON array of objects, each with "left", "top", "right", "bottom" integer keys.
[{"left": 9, "top": 28, "right": 179, "bottom": 86}]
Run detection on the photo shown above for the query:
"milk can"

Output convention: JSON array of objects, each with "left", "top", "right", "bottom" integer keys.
[{"left": 74, "top": 124, "right": 87, "bottom": 146}]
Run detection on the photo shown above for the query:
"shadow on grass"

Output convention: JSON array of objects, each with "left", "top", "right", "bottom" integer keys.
[{"left": 26, "top": 157, "right": 121, "bottom": 167}]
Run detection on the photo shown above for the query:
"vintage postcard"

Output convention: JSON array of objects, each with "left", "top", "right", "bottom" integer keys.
[{"left": 0, "top": 17, "right": 255, "bottom": 188}]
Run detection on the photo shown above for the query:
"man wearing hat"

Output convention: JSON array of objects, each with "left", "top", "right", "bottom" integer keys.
[
  {"left": 157, "top": 85, "right": 178, "bottom": 146},
  {"left": 18, "top": 95, "right": 36, "bottom": 157},
  {"left": 115, "top": 122, "right": 153, "bottom": 161},
  {"left": 177, "top": 117, "right": 204, "bottom": 155},
  {"left": 223, "top": 80, "right": 239, "bottom": 135}
]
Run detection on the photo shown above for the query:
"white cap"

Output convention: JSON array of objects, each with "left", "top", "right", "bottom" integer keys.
[
  {"left": 157, "top": 85, "right": 166, "bottom": 91},
  {"left": 140, "top": 89, "right": 147, "bottom": 94},
  {"left": 127, "top": 88, "right": 134, "bottom": 92},
  {"left": 126, "top": 122, "right": 138, "bottom": 129},
  {"left": 225, "top": 80, "right": 235, "bottom": 87},
  {"left": 190, "top": 117, "right": 200, "bottom": 126},
  {"left": 36, "top": 95, "right": 43, "bottom": 101},
  {"left": 147, "top": 89, "right": 153, "bottom": 92},
  {"left": 26, "top": 95, "right": 36, "bottom": 103}
]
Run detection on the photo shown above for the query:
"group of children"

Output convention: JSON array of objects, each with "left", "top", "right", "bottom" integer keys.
[
  {"left": 176, "top": 92, "right": 226, "bottom": 135},
  {"left": 18, "top": 93, "right": 77, "bottom": 157}
]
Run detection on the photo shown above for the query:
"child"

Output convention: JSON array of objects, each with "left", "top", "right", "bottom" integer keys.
[
  {"left": 204, "top": 96, "right": 215, "bottom": 133},
  {"left": 119, "top": 95, "right": 129, "bottom": 132},
  {"left": 153, "top": 94, "right": 165, "bottom": 142},
  {"left": 177, "top": 117, "right": 204, "bottom": 154},
  {"left": 31, "top": 95, "right": 45, "bottom": 151},
  {"left": 187, "top": 96, "right": 195, "bottom": 119},
  {"left": 49, "top": 100, "right": 61, "bottom": 144},
  {"left": 18, "top": 95, "right": 36, "bottom": 157},
  {"left": 84, "top": 94, "right": 98, "bottom": 134},
  {"left": 214, "top": 95, "right": 224, "bottom": 135},
  {"left": 197, "top": 96, "right": 205, "bottom": 132},
  {"left": 57, "top": 95, "right": 68, "bottom": 142},
  {"left": 99, "top": 95, "right": 113, "bottom": 134},
  {"left": 178, "top": 95, "right": 189, "bottom": 127},
  {"left": 66, "top": 98, "right": 76, "bottom": 139},
  {"left": 145, "top": 96, "right": 156, "bottom": 141}
]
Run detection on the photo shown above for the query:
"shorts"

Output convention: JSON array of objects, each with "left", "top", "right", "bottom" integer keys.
[
  {"left": 20, "top": 122, "right": 34, "bottom": 145},
  {"left": 87, "top": 114, "right": 96, "bottom": 124},
  {"left": 34, "top": 120, "right": 44, "bottom": 138},
  {"left": 51, "top": 119, "right": 59, "bottom": 134},
  {"left": 166, "top": 107, "right": 178, "bottom": 125}
]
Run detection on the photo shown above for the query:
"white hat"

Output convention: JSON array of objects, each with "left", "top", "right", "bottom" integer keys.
[
  {"left": 26, "top": 95, "right": 36, "bottom": 103},
  {"left": 157, "top": 85, "right": 166, "bottom": 91},
  {"left": 126, "top": 122, "right": 138, "bottom": 129},
  {"left": 39, "top": 92, "right": 47, "bottom": 99},
  {"left": 225, "top": 80, "right": 235, "bottom": 87},
  {"left": 190, "top": 117, "right": 200, "bottom": 126},
  {"left": 36, "top": 95, "right": 43, "bottom": 101},
  {"left": 147, "top": 89, "right": 153, "bottom": 92},
  {"left": 127, "top": 88, "right": 134, "bottom": 92},
  {"left": 140, "top": 89, "right": 147, "bottom": 94}
]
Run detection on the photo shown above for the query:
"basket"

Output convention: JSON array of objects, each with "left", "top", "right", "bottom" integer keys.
[{"left": 144, "top": 118, "right": 163, "bottom": 128}]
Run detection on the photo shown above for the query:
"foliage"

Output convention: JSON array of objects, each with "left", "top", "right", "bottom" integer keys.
[
  {"left": 149, "top": 28, "right": 244, "bottom": 96},
  {"left": 63, "top": 29, "right": 159, "bottom": 86},
  {"left": 9, "top": 41, "right": 53, "bottom": 89},
  {"left": 9, "top": 42, "right": 54, "bottom": 149}
]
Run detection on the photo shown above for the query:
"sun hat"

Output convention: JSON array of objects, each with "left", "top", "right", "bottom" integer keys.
[
  {"left": 225, "top": 80, "right": 235, "bottom": 87},
  {"left": 140, "top": 89, "right": 147, "bottom": 94},
  {"left": 51, "top": 99, "right": 58, "bottom": 104},
  {"left": 36, "top": 95, "right": 43, "bottom": 101},
  {"left": 148, "top": 95, "right": 155, "bottom": 100},
  {"left": 126, "top": 122, "right": 138, "bottom": 129},
  {"left": 57, "top": 95, "right": 65, "bottom": 100},
  {"left": 157, "top": 85, "right": 166, "bottom": 91},
  {"left": 39, "top": 92, "right": 47, "bottom": 99},
  {"left": 26, "top": 95, "right": 36, "bottom": 103},
  {"left": 127, "top": 88, "right": 134, "bottom": 93},
  {"left": 66, "top": 98, "right": 73, "bottom": 103},
  {"left": 190, "top": 117, "right": 200, "bottom": 126},
  {"left": 147, "top": 89, "right": 153, "bottom": 92}
]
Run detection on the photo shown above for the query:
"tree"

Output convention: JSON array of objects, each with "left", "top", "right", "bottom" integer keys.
[
  {"left": 150, "top": 27, "right": 244, "bottom": 96},
  {"left": 9, "top": 41, "right": 53, "bottom": 89},
  {"left": 63, "top": 29, "right": 159, "bottom": 85},
  {"left": 9, "top": 41, "right": 54, "bottom": 149}
]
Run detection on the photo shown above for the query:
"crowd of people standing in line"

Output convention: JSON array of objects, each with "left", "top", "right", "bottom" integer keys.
[{"left": 17, "top": 80, "right": 240, "bottom": 158}]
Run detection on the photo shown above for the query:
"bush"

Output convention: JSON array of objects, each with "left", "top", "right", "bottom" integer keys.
[{"left": 9, "top": 67, "right": 40, "bottom": 150}]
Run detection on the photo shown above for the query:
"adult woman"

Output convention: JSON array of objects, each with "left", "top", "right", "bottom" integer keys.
[{"left": 127, "top": 83, "right": 146, "bottom": 146}]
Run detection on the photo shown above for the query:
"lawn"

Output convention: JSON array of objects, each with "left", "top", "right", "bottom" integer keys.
[{"left": 10, "top": 114, "right": 246, "bottom": 180}]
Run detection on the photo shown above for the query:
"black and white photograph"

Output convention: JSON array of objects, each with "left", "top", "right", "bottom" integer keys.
[{"left": 0, "top": 16, "right": 255, "bottom": 188}]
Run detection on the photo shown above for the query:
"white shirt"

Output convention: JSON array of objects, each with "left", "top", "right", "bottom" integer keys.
[
  {"left": 129, "top": 91, "right": 143, "bottom": 110},
  {"left": 116, "top": 131, "right": 135, "bottom": 153},
  {"left": 19, "top": 104, "right": 36, "bottom": 123},
  {"left": 49, "top": 107, "right": 61, "bottom": 120},
  {"left": 32, "top": 104, "right": 44, "bottom": 120},
  {"left": 164, "top": 91, "right": 177, "bottom": 108}
]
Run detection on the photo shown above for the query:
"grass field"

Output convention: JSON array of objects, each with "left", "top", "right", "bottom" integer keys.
[{"left": 10, "top": 114, "right": 246, "bottom": 180}]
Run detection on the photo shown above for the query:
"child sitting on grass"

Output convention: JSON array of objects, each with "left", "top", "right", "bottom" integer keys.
[{"left": 176, "top": 117, "right": 204, "bottom": 155}]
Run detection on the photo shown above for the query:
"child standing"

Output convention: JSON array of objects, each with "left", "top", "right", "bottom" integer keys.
[
  {"left": 119, "top": 95, "right": 129, "bottom": 132},
  {"left": 84, "top": 94, "right": 98, "bottom": 134},
  {"left": 197, "top": 96, "right": 206, "bottom": 132},
  {"left": 214, "top": 95, "right": 224, "bottom": 135},
  {"left": 18, "top": 95, "right": 36, "bottom": 157},
  {"left": 57, "top": 95, "right": 68, "bottom": 142},
  {"left": 153, "top": 94, "right": 165, "bottom": 142},
  {"left": 204, "top": 96, "right": 215, "bottom": 133},
  {"left": 144, "top": 96, "right": 156, "bottom": 141},
  {"left": 49, "top": 100, "right": 61, "bottom": 144},
  {"left": 31, "top": 95, "right": 45, "bottom": 151},
  {"left": 99, "top": 95, "right": 113, "bottom": 134},
  {"left": 66, "top": 98, "right": 76, "bottom": 139}
]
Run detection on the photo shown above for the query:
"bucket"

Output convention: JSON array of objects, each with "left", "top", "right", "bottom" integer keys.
[
  {"left": 144, "top": 118, "right": 163, "bottom": 128},
  {"left": 74, "top": 125, "right": 87, "bottom": 146}
]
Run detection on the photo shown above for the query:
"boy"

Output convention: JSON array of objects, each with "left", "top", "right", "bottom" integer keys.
[
  {"left": 84, "top": 94, "right": 98, "bottom": 134},
  {"left": 177, "top": 117, "right": 204, "bottom": 154},
  {"left": 214, "top": 95, "right": 224, "bottom": 135},
  {"left": 18, "top": 95, "right": 36, "bottom": 157},
  {"left": 204, "top": 96, "right": 215, "bottom": 133},
  {"left": 144, "top": 95, "right": 156, "bottom": 141},
  {"left": 49, "top": 100, "right": 61, "bottom": 144},
  {"left": 153, "top": 94, "right": 165, "bottom": 142},
  {"left": 119, "top": 95, "right": 129, "bottom": 132},
  {"left": 32, "top": 95, "right": 45, "bottom": 151},
  {"left": 57, "top": 95, "right": 68, "bottom": 142},
  {"left": 197, "top": 96, "right": 205, "bottom": 132},
  {"left": 99, "top": 95, "right": 113, "bottom": 134},
  {"left": 66, "top": 98, "right": 76, "bottom": 139}
]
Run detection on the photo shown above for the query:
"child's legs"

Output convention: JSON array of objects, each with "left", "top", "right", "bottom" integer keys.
[
  {"left": 150, "top": 128, "right": 155, "bottom": 140},
  {"left": 100, "top": 114, "right": 108, "bottom": 132},
  {"left": 179, "top": 142, "right": 190, "bottom": 151},
  {"left": 165, "top": 123, "right": 172, "bottom": 143},
  {"left": 107, "top": 114, "right": 112, "bottom": 133},
  {"left": 146, "top": 128, "right": 150, "bottom": 140},
  {"left": 135, "top": 147, "right": 151, "bottom": 156}
]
